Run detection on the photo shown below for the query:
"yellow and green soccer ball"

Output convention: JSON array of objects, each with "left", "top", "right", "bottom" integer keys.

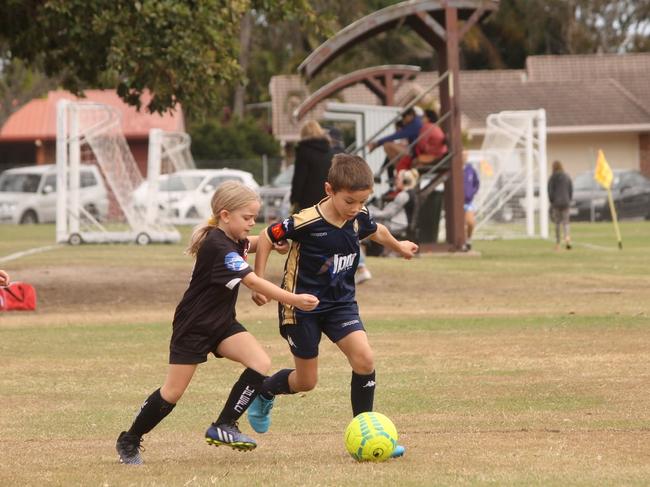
[{"left": 344, "top": 412, "right": 398, "bottom": 462}]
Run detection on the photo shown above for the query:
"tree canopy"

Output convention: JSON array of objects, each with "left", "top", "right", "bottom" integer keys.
[{"left": 0, "top": 0, "right": 317, "bottom": 115}]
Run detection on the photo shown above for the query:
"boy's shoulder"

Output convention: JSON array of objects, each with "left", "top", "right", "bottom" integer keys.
[{"left": 292, "top": 205, "right": 322, "bottom": 231}]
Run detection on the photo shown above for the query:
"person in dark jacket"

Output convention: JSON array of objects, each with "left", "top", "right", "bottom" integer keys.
[
  {"left": 290, "top": 120, "right": 333, "bottom": 211},
  {"left": 548, "top": 160, "right": 574, "bottom": 250}
]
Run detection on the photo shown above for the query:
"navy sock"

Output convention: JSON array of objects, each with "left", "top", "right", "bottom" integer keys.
[
  {"left": 351, "top": 370, "right": 375, "bottom": 416},
  {"left": 128, "top": 388, "right": 176, "bottom": 437},
  {"left": 260, "top": 368, "right": 294, "bottom": 397},
  {"left": 216, "top": 368, "right": 266, "bottom": 425}
]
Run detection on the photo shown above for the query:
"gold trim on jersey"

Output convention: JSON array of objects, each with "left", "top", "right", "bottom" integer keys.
[
  {"left": 293, "top": 206, "right": 322, "bottom": 230},
  {"left": 280, "top": 241, "right": 301, "bottom": 325}
]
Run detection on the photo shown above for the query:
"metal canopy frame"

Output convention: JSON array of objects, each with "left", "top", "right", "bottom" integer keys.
[
  {"left": 297, "top": 0, "right": 499, "bottom": 249},
  {"left": 293, "top": 65, "right": 421, "bottom": 121}
]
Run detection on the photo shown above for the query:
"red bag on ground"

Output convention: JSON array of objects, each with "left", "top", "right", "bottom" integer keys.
[{"left": 0, "top": 282, "right": 37, "bottom": 311}]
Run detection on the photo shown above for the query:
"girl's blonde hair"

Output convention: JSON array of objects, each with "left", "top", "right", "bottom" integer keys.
[
  {"left": 186, "top": 180, "right": 259, "bottom": 256},
  {"left": 300, "top": 120, "right": 326, "bottom": 140}
]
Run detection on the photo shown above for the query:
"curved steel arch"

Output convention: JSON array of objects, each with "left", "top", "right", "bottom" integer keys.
[
  {"left": 293, "top": 65, "right": 421, "bottom": 121},
  {"left": 298, "top": 0, "right": 498, "bottom": 80}
]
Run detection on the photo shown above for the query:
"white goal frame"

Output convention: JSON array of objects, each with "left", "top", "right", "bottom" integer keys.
[
  {"left": 55, "top": 100, "right": 181, "bottom": 245},
  {"left": 472, "top": 109, "right": 549, "bottom": 240}
]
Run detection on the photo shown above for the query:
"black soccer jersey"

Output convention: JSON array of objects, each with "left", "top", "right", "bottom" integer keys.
[
  {"left": 170, "top": 228, "right": 252, "bottom": 359},
  {"left": 266, "top": 200, "right": 377, "bottom": 323}
]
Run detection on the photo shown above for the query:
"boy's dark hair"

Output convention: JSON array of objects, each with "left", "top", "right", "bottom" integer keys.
[
  {"left": 327, "top": 154, "right": 374, "bottom": 192},
  {"left": 402, "top": 107, "right": 416, "bottom": 118}
]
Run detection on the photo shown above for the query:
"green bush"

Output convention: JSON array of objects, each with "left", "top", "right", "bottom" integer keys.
[{"left": 189, "top": 117, "right": 280, "bottom": 161}]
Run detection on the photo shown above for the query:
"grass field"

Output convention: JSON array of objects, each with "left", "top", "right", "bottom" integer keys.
[{"left": 1, "top": 222, "right": 649, "bottom": 486}]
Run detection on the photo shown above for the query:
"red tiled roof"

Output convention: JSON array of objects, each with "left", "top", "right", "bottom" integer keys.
[{"left": 0, "top": 90, "right": 184, "bottom": 142}]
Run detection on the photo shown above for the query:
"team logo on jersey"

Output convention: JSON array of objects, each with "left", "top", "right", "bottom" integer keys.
[
  {"left": 353, "top": 220, "right": 359, "bottom": 234},
  {"left": 270, "top": 221, "right": 287, "bottom": 241},
  {"left": 318, "top": 252, "right": 358, "bottom": 275},
  {"left": 224, "top": 251, "right": 249, "bottom": 272}
]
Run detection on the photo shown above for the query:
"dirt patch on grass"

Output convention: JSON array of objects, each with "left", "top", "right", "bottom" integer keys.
[{"left": 2, "top": 256, "right": 648, "bottom": 328}]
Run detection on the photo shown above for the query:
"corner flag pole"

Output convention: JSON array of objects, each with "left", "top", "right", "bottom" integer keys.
[
  {"left": 605, "top": 188, "right": 623, "bottom": 249},
  {"left": 594, "top": 149, "right": 622, "bottom": 250}
]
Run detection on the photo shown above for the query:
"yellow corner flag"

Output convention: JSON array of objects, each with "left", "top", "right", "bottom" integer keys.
[
  {"left": 594, "top": 149, "right": 613, "bottom": 189},
  {"left": 594, "top": 149, "right": 622, "bottom": 249}
]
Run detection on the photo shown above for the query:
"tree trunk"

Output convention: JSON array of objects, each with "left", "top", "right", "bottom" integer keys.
[{"left": 233, "top": 12, "right": 253, "bottom": 119}]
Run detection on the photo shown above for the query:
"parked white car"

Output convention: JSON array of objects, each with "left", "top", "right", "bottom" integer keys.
[
  {"left": 133, "top": 168, "right": 260, "bottom": 224},
  {"left": 0, "top": 164, "right": 109, "bottom": 224}
]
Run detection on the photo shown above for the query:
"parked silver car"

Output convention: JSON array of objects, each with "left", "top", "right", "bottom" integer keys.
[{"left": 0, "top": 164, "right": 109, "bottom": 224}]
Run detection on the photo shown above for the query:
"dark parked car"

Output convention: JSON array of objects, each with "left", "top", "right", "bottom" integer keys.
[
  {"left": 570, "top": 169, "right": 650, "bottom": 221},
  {"left": 259, "top": 165, "right": 293, "bottom": 222}
]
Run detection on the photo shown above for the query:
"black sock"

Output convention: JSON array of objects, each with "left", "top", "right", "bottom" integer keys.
[
  {"left": 351, "top": 370, "right": 375, "bottom": 416},
  {"left": 260, "top": 368, "right": 295, "bottom": 398},
  {"left": 215, "top": 368, "right": 266, "bottom": 425},
  {"left": 128, "top": 388, "right": 176, "bottom": 437}
]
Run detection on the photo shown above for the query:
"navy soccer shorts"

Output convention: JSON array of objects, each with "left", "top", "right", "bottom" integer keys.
[{"left": 280, "top": 303, "right": 366, "bottom": 359}]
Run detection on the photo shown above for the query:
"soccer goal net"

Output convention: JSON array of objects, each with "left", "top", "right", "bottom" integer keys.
[
  {"left": 55, "top": 100, "right": 181, "bottom": 245},
  {"left": 142, "top": 128, "right": 197, "bottom": 224},
  {"left": 472, "top": 109, "right": 549, "bottom": 240}
]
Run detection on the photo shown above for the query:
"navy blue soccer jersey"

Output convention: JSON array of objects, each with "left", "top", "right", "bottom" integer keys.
[{"left": 265, "top": 200, "right": 377, "bottom": 324}]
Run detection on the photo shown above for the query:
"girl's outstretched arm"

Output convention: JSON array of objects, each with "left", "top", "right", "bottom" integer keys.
[{"left": 242, "top": 272, "right": 318, "bottom": 311}]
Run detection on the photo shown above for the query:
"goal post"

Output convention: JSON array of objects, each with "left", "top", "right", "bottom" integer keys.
[
  {"left": 55, "top": 100, "right": 181, "bottom": 245},
  {"left": 472, "top": 109, "right": 549, "bottom": 240}
]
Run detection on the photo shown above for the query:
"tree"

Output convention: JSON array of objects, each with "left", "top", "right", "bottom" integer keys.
[
  {"left": 0, "top": 46, "right": 58, "bottom": 127},
  {"left": 0, "top": 0, "right": 318, "bottom": 116},
  {"left": 463, "top": 0, "right": 650, "bottom": 69}
]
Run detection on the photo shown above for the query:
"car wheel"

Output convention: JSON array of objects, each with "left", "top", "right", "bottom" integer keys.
[
  {"left": 497, "top": 206, "right": 514, "bottom": 223},
  {"left": 20, "top": 210, "right": 38, "bottom": 224},
  {"left": 185, "top": 207, "right": 200, "bottom": 219},
  {"left": 84, "top": 203, "right": 100, "bottom": 221},
  {"left": 136, "top": 232, "right": 151, "bottom": 246}
]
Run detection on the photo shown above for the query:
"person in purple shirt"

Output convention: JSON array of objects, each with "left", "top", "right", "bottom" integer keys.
[
  {"left": 462, "top": 151, "right": 480, "bottom": 251},
  {"left": 367, "top": 107, "right": 423, "bottom": 167}
]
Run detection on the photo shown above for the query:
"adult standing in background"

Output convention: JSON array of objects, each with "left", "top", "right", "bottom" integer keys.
[
  {"left": 290, "top": 120, "right": 332, "bottom": 212},
  {"left": 548, "top": 160, "right": 573, "bottom": 250}
]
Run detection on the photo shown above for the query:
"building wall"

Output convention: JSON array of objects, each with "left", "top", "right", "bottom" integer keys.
[
  {"left": 466, "top": 132, "right": 641, "bottom": 178},
  {"left": 547, "top": 132, "right": 639, "bottom": 177},
  {"left": 640, "top": 133, "right": 650, "bottom": 178}
]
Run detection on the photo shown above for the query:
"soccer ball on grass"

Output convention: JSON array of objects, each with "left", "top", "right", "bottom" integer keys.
[{"left": 344, "top": 411, "right": 398, "bottom": 462}]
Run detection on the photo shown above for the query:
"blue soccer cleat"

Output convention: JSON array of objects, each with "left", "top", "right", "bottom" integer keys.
[
  {"left": 391, "top": 444, "right": 405, "bottom": 458},
  {"left": 247, "top": 395, "right": 274, "bottom": 433},
  {"left": 205, "top": 422, "right": 256, "bottom": 451}
]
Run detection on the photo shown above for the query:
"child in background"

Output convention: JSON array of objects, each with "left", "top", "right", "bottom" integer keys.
[
  {"left": 248, "top": 154, "right": 418, "bottom": 458},
  {"left": 116, "top": 181, "right": 318, "bottom": 465}
]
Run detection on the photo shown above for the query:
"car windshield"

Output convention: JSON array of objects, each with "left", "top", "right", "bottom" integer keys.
[
  {"left": 0, "top": 173, "right": 42, "bottom": 193},
  {"left": 272, "top": 166, "right": 294, "bottom": 186},
  {"left": 573, "top": 172, "right": 600, "bottom": 191},
  {"left": 160, "top": 175, "right": 203, "bottom": 191}
]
